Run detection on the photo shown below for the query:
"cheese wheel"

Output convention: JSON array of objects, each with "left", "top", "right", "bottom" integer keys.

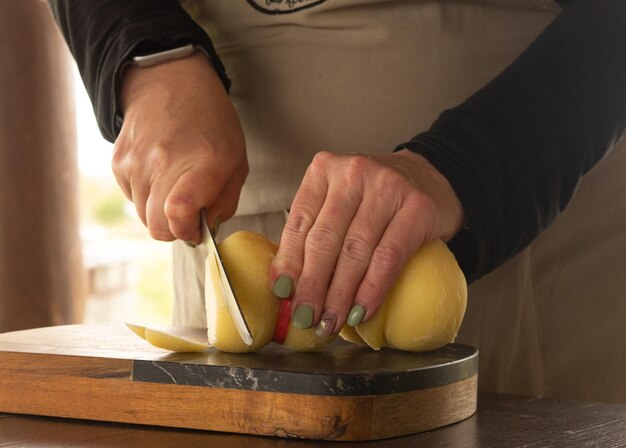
[
  {"left": 206, "top": 231, "right": 281, "bottom": 353},
  {"left": 207, "top": 233, "right": 466, "bottom": 353},
  {"left": 344, "top": 239, "right": 467, "bottom": 352},
  {"left": 383, "top": 239, "right": 467, "bottom": 352}
]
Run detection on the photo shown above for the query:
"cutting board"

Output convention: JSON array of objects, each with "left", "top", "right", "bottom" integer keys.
[{"left": 0, "top": 323, "right": 477, "bottom": 441}]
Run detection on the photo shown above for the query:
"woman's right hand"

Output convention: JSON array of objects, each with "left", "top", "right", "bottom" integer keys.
[{"left": 112, "top": 52, "right": 247, "bottom": 243}]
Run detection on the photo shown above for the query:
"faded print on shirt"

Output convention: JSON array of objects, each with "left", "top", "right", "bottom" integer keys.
[{"left": 246, "top": 0, "right": 327, "bottom": 14}]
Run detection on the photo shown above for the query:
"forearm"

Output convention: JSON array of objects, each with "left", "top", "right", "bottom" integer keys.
[
  {"left": 399, "top": 0, "right": 626, "bottom": 282},
  {"left": 48, "top": 0, "right": 229, "bottom": 142}
]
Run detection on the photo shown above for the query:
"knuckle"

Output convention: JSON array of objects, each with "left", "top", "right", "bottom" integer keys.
[
  {"left": 404, "top": 191, "right": 436, "bottom": 215},
  {"left": 306, "top": 152, "right": 332, "bottom": 179},
  {"left": 311, "top": 151, "right": 333, "bottom": 167},
  {"left": 306, "top": 225, "right": 342, "bottom": 254},
  {"left": 164, "top": 192, "right": 198, "bottom": 219},
  {"left": 375, "top": 167, "right": 402, "bottom": 192},
  {"left": 146, "top": 144, "right": 169, "bottom": 175},
  {"left": 296, "top": 275, "right": 328, "bottom": 296},
  {"left": 284, "top": 210, "right": 316, "bottom": 237},
  {"left": 372, "top": 241, "right": 404, "bottom": 274},
  {"left": 345, "top": 154, "right": 369, "bottom": 178},
  {"left": 111, "top": 145, "right": 130, "bottom": 177},
  {"left": 111, "top": 138, "right": 127, "bottom": 166},
  {"left": 342, "top": 236, "right": 372, "bottom": 263}
]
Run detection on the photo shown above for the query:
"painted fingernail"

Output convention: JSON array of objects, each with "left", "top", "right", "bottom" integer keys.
[
  {"left": 316, "top": 313, "right": 336, "bottom": 338},
  {"left": 347, "top": 305, "right": 366, "bottom": 327},
  {"left": 184, "top": 241, "right": 197, "bottom": 248},
  {"left": 272, "top": 275, "right": 293, "bottom": 299},
  {"left": 293, "top": 305, "right": 314, "bottom": 329}
]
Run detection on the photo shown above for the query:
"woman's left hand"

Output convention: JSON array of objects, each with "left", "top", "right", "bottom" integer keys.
[{"left": 269, "top": 149, "right": 464, "bottom": 337}]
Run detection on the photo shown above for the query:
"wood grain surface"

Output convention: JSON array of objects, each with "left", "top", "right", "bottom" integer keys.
[
  {"left": 0, "top": 324, "right": 477, "bottom": 441},
  {"left": 2, "top": 393, "right": 626, "bottom": 447}
]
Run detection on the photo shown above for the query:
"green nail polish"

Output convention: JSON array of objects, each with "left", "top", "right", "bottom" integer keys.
[
  {"left": 293, "top": 305, "right": 314, "bottom": 329},
  {"left": 347, "top": 305, "right": 366, "bottom": 327},
  {"left": 184, "top": 241, "right": 197, "bottom": 248},
  {"left": 272, "top": 275, "right": 293, "bottom": 299}
]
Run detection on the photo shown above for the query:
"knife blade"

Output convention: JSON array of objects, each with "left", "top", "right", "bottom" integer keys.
[{"left": 201, "top": 211, "right": 254, "bottom": 346}]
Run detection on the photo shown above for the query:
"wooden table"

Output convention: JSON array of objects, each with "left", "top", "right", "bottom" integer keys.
[{"left": 2, "top": 393, "right": 626, "bottom": 447}]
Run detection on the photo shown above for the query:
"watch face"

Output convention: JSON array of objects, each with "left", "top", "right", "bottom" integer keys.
[{"left": 246, "top": 0, "right": 327, "bottom": 15}]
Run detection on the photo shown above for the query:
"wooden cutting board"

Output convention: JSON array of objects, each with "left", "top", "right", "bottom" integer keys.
[{"left": 0, "top": 323, "right": 477, "bottom": 441}]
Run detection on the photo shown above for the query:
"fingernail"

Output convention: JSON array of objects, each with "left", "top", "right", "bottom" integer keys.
[
  {"left": 347, "top": 305, "right": 366, "bottom": 327},
  {"left": 272, "top": 275, "right": 293, "bottom": 299},
  {"left": 184, "top": 241, "right": 197, "bottom": 248},
  {"left": 293, "top": 305, "right": 314, "bottom": 329},
  {"left": 316, "top": 313, "right": 336, "bottom": 338}
]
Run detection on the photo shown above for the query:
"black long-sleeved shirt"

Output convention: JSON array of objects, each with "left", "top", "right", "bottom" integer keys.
[{"left": 48, "top": 0, "right": 626, "bottom": 283}]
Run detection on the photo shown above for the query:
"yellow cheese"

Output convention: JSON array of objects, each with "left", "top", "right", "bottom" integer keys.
[
  {"left": 206, "top": 231, "right": 281, "bottom": 353},
  {"left": 144, "top": 326, "right": 209, "bottom": 352},
  {"left": 125, "top": 323, "right": 209, "bottom": 352},
  {"left": 283, "top": 324, "right": 337, "bottom": 352},
  {"left": 383, "top": 239, "right": 467, "bottom": 352},
  {"left": 338, "top": 324, "right": 367, "bottom": 346},
  {"left": 355, "top": 300, "right": 388, "bottom": 350},
  {"left": 129, "top": 234, "right": 467, "bottom": 355},
  {"left": 125, "top": 322, "right": 147, "bottom": 340}
]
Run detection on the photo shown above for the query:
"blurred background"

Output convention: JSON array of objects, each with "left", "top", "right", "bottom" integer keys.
[
  {"left": 76, "top": 62, "right": 174, "bottom": 327},
  {"left": 0, "top": 2, "right": 173, "bottom": 333}
]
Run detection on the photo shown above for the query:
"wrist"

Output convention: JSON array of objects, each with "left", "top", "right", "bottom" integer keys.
[
  {"left": 395, "top": 149, "right": 466, "bottom": 240},
  {"left": 119, "top": 51, "right": 219, "bottom": 114}
]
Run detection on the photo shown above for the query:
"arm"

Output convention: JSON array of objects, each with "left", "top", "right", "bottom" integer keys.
[
  {"left": 398, "top": 0, "right": 626, "bottom": 282},
  {"left": 49, "top": 0, "right": 245, "bottom": 242},
  {"left": 48, "top": 0, "right": 230, "bottom": 142},
  {"left": 270, "top": 0, "right": 625, "bottom": 335}
]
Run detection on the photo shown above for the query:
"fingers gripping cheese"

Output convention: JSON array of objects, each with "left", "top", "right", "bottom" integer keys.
[
  {"left": 346, "top": 239, "right": 468, "bottom": 352},
  {"left": 206, "top": 231, "right": 337, "bottom": 352},
  {"left": 208, "top": 232, "right": 467, "bottom": 353}
]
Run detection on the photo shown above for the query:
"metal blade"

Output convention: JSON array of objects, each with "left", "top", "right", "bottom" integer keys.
[{"left": 201, "top": 211, "right": 253, "bottom": 346}]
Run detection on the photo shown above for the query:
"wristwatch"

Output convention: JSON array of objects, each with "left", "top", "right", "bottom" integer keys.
[{"left": 131, "top": 43, "right": 197, "bottom": 68}]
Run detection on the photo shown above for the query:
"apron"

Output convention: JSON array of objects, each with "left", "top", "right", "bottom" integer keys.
[{"left": 172, "top": 0, "right": 626, "bottom": 403}]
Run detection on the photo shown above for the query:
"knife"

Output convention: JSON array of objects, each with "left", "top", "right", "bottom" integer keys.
[{"left": 201, "top": 210, "right": 254, "bottom": 346}]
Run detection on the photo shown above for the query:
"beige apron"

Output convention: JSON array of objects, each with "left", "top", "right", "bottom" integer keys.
[{"left": 173, "top": 0, "right": 626, "bottom": 403}]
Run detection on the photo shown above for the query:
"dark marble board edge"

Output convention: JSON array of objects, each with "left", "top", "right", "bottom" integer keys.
[{"left": 131, "top": 343, "right": 478, "bottom": 396}]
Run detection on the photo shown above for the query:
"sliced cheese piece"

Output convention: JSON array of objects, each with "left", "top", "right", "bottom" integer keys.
[
  {"left": 144, "top": 325, "right": 209, "bottom": 352},
  {"left": 355, "top": 300, "right": 388, "bottom": 350},
  {"left": 339, "top": 324, "right": 367, "bottom": 346},
  {"left": 125, "top": 322, "right": 147, "bottom": 340}
]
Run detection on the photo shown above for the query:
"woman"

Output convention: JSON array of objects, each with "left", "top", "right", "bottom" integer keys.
[{"left": 50, "top": 0, "right": 626, "bottom": 402}]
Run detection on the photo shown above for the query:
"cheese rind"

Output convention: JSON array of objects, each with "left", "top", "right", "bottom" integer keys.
[{"left": 383, "top": 239, "right": 467, "bottom": 352}]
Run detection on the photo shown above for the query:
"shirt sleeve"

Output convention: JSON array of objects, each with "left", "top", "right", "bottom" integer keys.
[
  {"left": 48, "top": 0, "right": 230, "bottom": 142},
  {"left": 396, "top": 0, "right": 626, "bottom": 283}
]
